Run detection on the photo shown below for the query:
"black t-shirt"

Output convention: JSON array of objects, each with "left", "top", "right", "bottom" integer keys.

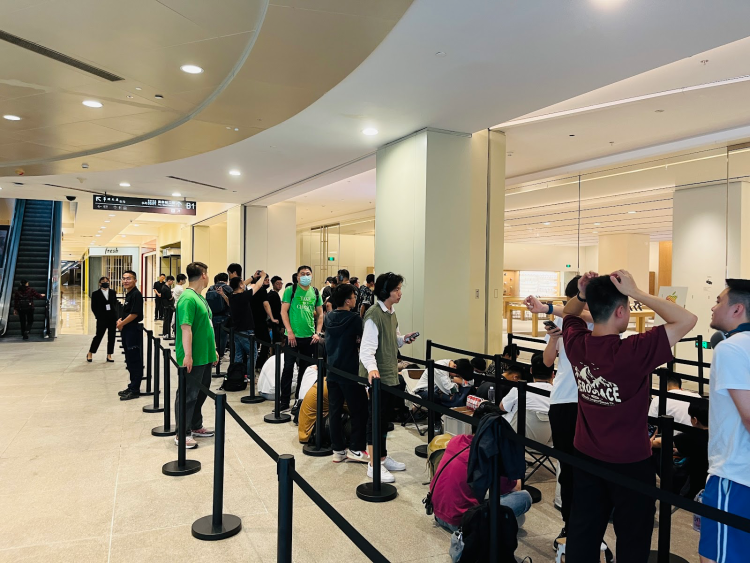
[
  {"left": 153, "top": 281, "right": 164, "bottom": 295},
  {"left": 322, "top": 286, "right": 332, "bottom": 303},
  {"left": 229, "top": 290, "right": 254, "bottom": 332},
  {"left": 674, "top": 429, "right": 709, "bottom": 498},
  {"left": 251, "top": 286, "right": 268, "bottom": 321},
  {"left": 161, "top": 285, "right": 174, "bottom": 309},
  {"left": 122, "top": 287, "right": 144, "bottom": 323},
  {"left": 267, "top": 290, "right": 282, "bottom": 320}
]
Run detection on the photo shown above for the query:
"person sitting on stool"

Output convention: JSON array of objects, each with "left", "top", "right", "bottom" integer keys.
[{"left": 87, "top": 276, "right": 118, "bottom": 362}]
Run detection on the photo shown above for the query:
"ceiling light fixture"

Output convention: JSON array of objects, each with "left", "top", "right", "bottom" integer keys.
[
  {"left": 172, "top": 192, "right": 181, "bottom": 197},
  {"left": 133, "top": 224, "right": 139, "bottom": 227},
  {"left": 594, "top": 222, "right": 601, "bottom": 226},
  {"left": 126, "top": 95, "right": 133, "bottom": 99},
  {"left": 362, "top": 128, "right": 379, "bottom": 136},
  {"left": 122, "top": 235, "right": 126, "bottom": 238},
  {"left": 628, "top": 211, "right": 637, "bottom": 214},
  {"left": 543, "top": 222, "right": 550, "bottom": 225},
  {"left": 154, "top": 94, "right": 164, "bottom": 99},
  {"left": 82, "top": 100, "right": 103, "bottom": 108},
  {"left": 135, "top": 87, "right": 142, "bottom": 90},
  {"left": 228, "top": 170, "right": 241, "bottom": 176},
  {"left": 593, "top": 231, "right": 599, "bottom": 234},
  {"left": 95, "top": 234, "right": 101, "bottom": 237},
  {"left": 3, "top": 115, "right": 21, "bottom": 121},
  {"left": 119, "top": 182, "right": 130, "bottom": 187},
  {"left": 104, "top": 220, "right": 110, "bottom": 223},
  {"left": 180, "top": 64, "right": 204, "bottom": 74},
  {"left": 435, "top": 51, "right": 447, "bottom": 57},
  {"left": 109, "top": 214, "right": 115, "bottom": 217}
]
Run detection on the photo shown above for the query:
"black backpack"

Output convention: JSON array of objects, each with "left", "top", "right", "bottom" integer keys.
[
  {"left": 206, "top": 284, "right": 228, "bottom": 317},
  {"left": 220, "top": 362, "right": 247, "bottom": 392},
  {"left": 459, "top": 500, "right": 518, "bottom": 563}
]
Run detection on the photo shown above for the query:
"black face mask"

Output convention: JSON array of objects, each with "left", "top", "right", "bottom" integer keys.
[{"left": 101, "top": 283, "right": 110, "bottom": 289}]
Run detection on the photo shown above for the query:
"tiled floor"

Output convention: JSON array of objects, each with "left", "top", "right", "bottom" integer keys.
[{"left": 0, "top": 293, "right": 702, "bottom": 562}]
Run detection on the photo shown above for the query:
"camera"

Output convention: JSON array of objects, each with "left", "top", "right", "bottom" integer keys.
[{"left": 66, "top": 195, "right": 76, "bottom": 201}]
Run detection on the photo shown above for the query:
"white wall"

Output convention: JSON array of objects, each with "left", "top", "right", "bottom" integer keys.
[
  {"left": 339, "top": 234, "right": 374, "bottom": 281},
  {"left": 245, "top": 202, "right": 297, "bottom": 281},
  {"left": 503, "top": 243, "right": 598, "bottom": 293}
]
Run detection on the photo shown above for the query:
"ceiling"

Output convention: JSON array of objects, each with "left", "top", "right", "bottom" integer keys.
[
  {"left": 0, "top": 0, "right": 412, "bottom": 175},
  {"left": 292, "top": 169, "right": 375, "bottom": 227}
]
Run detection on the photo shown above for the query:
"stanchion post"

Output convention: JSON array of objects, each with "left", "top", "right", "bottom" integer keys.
[
  {"left": 264, "top": 343, "right": 291, "bottom": 424},
  {"left": 508, "top": 333, "right": 516, "bottom": 361},
  {"left": 143, "top": 337, "right": 164, "bottom": 413},
  {"left": 145, "top": 329, "right": 153, "bottom": 392},
  {"left": 152, "top": 348, "right": 176, "bottom": 436},
  {"left": 697, "top": 334, "right": 705, "bottom": 397},
  {"left": 357, "top": 378, "right": 397, "bottom": 502},
  {"left": 303, "top": 358, "right": 332, "bottom": 457},
  {"left": 277, "top": 454, "right": 295, "bottom": 563},
  {"left": 517, "top": 381, "right": 540, "bottom": 503},
  {"left": 415, "top": 359, "right": 435, "bottom": 458},
  {"left": 241, "top": 329, "right": 265, "bottom": 404},
  {"left": 192, "top": 392, "right": 242, "bottom": 540},
  {"left": 658, "top": 369, "right": 668, "bottom": 417},
  {"left": 425, "top": 339, "right": 432, "bottom": 361},
  {"left": 162, "top": 367, "right": 201, "bottom": 476},
  {"left": 493, "top": 353, "right": 504, "bottom": 405},
  {"left": 229, "top": 326, "right": 236, "bottom": 363}
]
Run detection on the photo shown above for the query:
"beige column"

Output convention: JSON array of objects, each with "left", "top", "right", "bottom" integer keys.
[
  {"left": 374, "top": 128, "right": 506, "bottom": 358},
  {"left": 598, "top": 233, "right": 650, "bottom": 290},
  {"left": 226, "top": 205, "right": 244, "bottom": 266},
  {"left": 244, "top": 202, "right": 297, "bottom": 282}
]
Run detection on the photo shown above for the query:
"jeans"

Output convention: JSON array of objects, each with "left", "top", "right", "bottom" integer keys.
[
  {"left": 175, "top": 363, "right": 213, "bottom": 433},
  {"left": 434, "top": 490, "right": 532, "bottom": 533},
  {"left": 89, "top": 316, "right": 117, "bottom": 355},
  {"left": 328, "top": 380, "right": 368, "bottom": 452},
  {"left": 279, "top": 336, "right": 317, "bottom": 407},
  {"left": 121, "top": 323, "right": 143, "bottom": 392},
  {"left": 213, "top": 316, "right": 228, "bottom": 356},
  {"left": 234, "top": 330, "right": 257, "bottom": 375}
]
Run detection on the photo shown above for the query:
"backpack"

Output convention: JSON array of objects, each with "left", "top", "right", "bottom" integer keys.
[
  {"left": 220, "top": 362, "right": 247, "bottom": 392},
  {"left": 458, "top": 500, "right": 518, "bottom": 563},
  {"left": 290, "top": 283, "right": 319, "bottom": 304},
  {"left": 424, "top": 444, "right": 471, "bottom": 516},
  {"left": 206, "top": 284, "right": 228, "bottom": 317}
]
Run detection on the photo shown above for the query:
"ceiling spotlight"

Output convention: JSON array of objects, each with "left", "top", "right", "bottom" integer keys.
[
  {"left": 154, "top": 94, "right": 164, "bottom": 99},
  {"left": 628, "top": 211, "right": 637, "bottom": 214},
  {"left": 95, "top": 234, "right": 101, "bottom": 237},
  {"left": 126, "top": 95, "right": 134, "bottom": 99},
  {"left": 228, "top": 170, "right": 241, "bottom": 176},
  {"left": 435, "top": 51, "right": 447, "bottom": 57},
  {"left": 234, "top": 128, "right": 239, "bottom": 131},
  {"left": 594, "top": 222, "right": 601, "bottom": 226},
  {"left": 100, "top": 226, "right": 106, "bottom": 229},
  {"left": 133, "top": 224, "right": 139, "bottom": 227},
  {"left": 121, "top": 235, "right": 126, "bottom": 238},
  {"left": 172, "top": 192, "right": 181, "bottom": 197},
  {"left": 180, "top": 64, "right": 204, "bottom": 74},
  {"left": 3, "top": 115, "right": 21, "bottom": 121},
  {"left": 105, "top": 220, "right": 110, "bottom": 223},
  {"left": 362, "top": 128, "right": 379, "bottom": 136},
  {"left": 119, "top": 182, "right": 130, "bottom": 187},
  {"left": 593, "top": 231, "right": 599, "bottom": 234},
  {"left": 82, "top": 100, "right": 103, "bottom": 108},
  {"left": 543, "top": 222, "right": 550, "bottom": 225},
  {"left": 109, "top": 214, "right": 115, "bottom": 217},
  {"left": 655, "top": 109, "right": 665, "bottom": 113},
  {"left": 135, "top": 87, "right": 142, "bottom": 91}
]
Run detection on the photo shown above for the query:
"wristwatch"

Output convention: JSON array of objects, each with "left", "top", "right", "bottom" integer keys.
[{"left": 577, "top": 291, "right": 587, "bottom": 302}]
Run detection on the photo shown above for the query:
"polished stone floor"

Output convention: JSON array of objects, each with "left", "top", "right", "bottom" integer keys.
[{"left": 0, "top": 292, "right": 701, "bottom": 562}]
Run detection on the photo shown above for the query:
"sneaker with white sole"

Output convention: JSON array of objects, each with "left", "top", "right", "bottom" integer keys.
[
  {"left": 382, "top": 456, "right": 406, "bottom": 472},
  {"left": 346, "top": 449, "right": 370, "bottom": 464},
  {"left": 175, "top": 435, "right": 198, "bottom": 449},
  {"left": 367, "top": 463, "right": 395, "bottom": 483},
  {"left": 191, "top": 427, "right": 214, "bottom": 438},
  {"left": 332, "top": 450, "right": 347, "bottom": 463}
]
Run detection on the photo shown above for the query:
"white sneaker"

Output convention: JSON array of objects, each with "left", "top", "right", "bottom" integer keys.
[
  {"left": 332, "top": 450, "right": 347, "bottom": 463},
  {"left": 346, "top": 449, "right": 370, "bottom": 464},
  {"left": 382, "top": 456, "right": 406, "bottom": 472},
  {"left": 174, "top": 435, "right": 197, "bottom": 449},
  {"left": 367, "top": 463, "right": 395, "bottom": 483}
]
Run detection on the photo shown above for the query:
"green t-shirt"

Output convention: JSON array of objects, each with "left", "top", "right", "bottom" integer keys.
[
  {"left": 282, "top": 285, "right": 323, "bottom": 338},
  {"left": 175, "top": 288, "right": 217, "bottom": 367}
]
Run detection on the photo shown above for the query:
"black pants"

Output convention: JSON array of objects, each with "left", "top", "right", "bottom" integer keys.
[
  {"left": 549, "top": 402, "right": 578, "bottom": 524},
  {"left": 175, "top": 363, "right": 212, "bottom": 433},
  {"left": 566, "top": 450, "right": 656, "bottom": 563},
  {"left": 366, "top": 384, "right": 397, "bottom": 457},
  {"left": 154, "top": 296, "right": 163, "bottom": 320},
  {"left": 255, "top": 318, "right": 272, "bottom": 369},
  {"left": 89, "top": 316, "right": 117, "bottom": 355},
  {"left": 121, "top": 323, "right": 143, "bottom": 392},
  {"left": 18, "top": 307, "right": 34, "bottom": 335},
  {"left": 162, "top": 307, "right": 174, "bottom": 338},
  {"left": 279, "top": 336, "right": 317, "bottom": 407},
  {"left": 328, "top": 380, "right": 368, "bottom": 452}
]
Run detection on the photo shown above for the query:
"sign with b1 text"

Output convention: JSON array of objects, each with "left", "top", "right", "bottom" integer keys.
[{"left": 93, "top": 195, "right": 196, "bottom": 215}]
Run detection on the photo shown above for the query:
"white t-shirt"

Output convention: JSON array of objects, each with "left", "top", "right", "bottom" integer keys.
[
  {"left": 173, "top": 284, "right": 185, "bottom": 302},
  {"left": 548, "top": 315, "right": 594, "bottom": 405},
  {"left": 501, "top": 381, "right": 553, "bottom": 423},
  {"left": 414, "top": 359, "right": 458, "bottom": 395},
  {"left": 101, "top": 288, "right": 109, "bottom": 301},
  {"left": 257, "top": 354, "right": 298, "bottom": 398},
  {"left": 647, "top": 389, "right": 700, "bottom": 430},
  {"left": 708, "top": 332, "right": 750, "bottom": 488}
]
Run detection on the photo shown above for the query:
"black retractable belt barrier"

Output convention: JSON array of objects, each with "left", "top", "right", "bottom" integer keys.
[
  {"left": 192, "top": 392, "right": 242, "bottom": 541},
  {"left": 141, "top": 329, "right": 154, "bottom": 396},
  {"left": 415, "top": 358, "right": 435, "bottom": 459},
  {"left": 303, "top": 358, "right": 332, "bottom": 457},
  {"left": 241, "top": 329, "right": 265, "bottom": 404},
  {"left": 648, "top": 415, "right": 689, "bottom": 563},
  {"left": 264, "top": 342, "right": 291, "bottom": 424},
  {"left": 143, "top": 337, "right": 164, "bottom": 413},
  {"left": 212, "top": 325, "right": 226, "bottom": 379},
  {"left": 492, "top": 353, "right": 503, "bottom": 406},
  {"left": 356, "top": 378, "right": 398, "bottom": 503},
  {"left": 277, "top": 454, "right": 295, "bottom": 563},
  {"left": 152, "top": 348, "right": 176, "bottom": 436},
  {"left": 696, "top": 334, "right": 705, "bottom": 396},
  {"left": 163, "top": 367, "right": 201, "bottom": 476}
]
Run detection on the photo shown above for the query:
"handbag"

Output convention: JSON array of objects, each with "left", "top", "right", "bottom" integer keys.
[
  {"left": 449, "top": 531, "right": 464, "bottom": 563},
  {"left": 423, "top": 444, "right": 471, "bottom": 515}
]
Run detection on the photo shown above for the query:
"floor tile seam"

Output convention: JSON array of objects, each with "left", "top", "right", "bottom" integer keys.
[
  {"left": 229, "top": 442, "right": 271, "bottom": 516},
  {"left": 107, "top": 446, "right": 123, "bottom": 563},
  {"left": 0, "top": 534, "right": 108, "bottom": 553}
]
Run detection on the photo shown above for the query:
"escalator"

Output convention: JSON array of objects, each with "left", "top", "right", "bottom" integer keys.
[{"left": 0, "top": 199, "right": 62, "bottom": 339}]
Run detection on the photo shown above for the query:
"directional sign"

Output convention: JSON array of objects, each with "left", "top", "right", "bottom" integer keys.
[{"left": 93, "top": 195, "right": 196, "bottom": 215}]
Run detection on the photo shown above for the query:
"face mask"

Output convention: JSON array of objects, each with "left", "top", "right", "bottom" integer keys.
[
  {"left": 337, "top": 275, "right": 343, "bottom": 282},
  {"left": 300, "top": 275, "right": 312, "bottom": 286},
  {"left": 101, "top": 283, "right": 109, "bottom": 289}
]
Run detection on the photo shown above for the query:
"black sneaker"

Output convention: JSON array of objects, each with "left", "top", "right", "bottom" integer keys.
[
  {"left": 118, "top": 389, "right": 130, "bottom": 397},
  {"left": 120, "top": 390, "right": 140, "bottom": 401},
  {"left": 553, "top": 527, "right": 566, "bottom": 551},
  {"left": 290, "top": 400, "right": 301, "bottom": 417},
  {"left": 22, "top": 333, "right": 29, "bottom": 340}
]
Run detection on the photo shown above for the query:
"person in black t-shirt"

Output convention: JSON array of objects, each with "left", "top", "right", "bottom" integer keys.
[
  {"left": 153, "top": 273, "right": 165, "bottom": 320},
  {"left": 118, "top": 270, "right": 144, "bottom": 401},
  {"left": 228, "top": 273, "right": 265, "bottom": 376},
  {"left": 263, "top": 276, "right": 284, "bottom": 357},
  {"left": 251, "top": 273, "right": 271, "bottom": 366},
  {"left": 160, "top": 276, "right": 175, "bottom": 338}
]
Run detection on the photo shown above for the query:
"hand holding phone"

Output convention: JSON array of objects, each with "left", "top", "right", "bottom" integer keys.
[{"left": 404, "top": 332, "right": 420, "bottom": 343}]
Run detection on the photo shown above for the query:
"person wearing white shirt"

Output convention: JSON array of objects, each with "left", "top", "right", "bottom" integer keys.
[
  {"left": 414, "top": 358, "right": 474, "bottom": 407},
  {"left": 647, "top": 374, "right": 700, "bottom": 431},
  {"left": 358, "top": 272, "right": 418, "bottom": 484},
  {"left": 500, "top": 353, "right": 554, "bottom": 435},
  {"left": 172, "top": 274, "right": 186, "bottom": 303},
  {"left": 258, "top": 353, "right": 299, "bottom": 400},
  {"left": 699, "top": 279, "right": 750, "bottom": 563}
]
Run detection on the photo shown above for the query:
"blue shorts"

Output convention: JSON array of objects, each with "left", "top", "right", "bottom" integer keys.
[{"left": 699, "top": 475, "right": 750, "bottom": 563}]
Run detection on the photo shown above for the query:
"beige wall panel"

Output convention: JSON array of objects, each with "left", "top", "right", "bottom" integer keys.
[{"left": 598, "top": 233, "right": 650, "bottom": 291}]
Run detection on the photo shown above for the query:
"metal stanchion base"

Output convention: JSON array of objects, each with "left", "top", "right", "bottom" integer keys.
[
  {"left": 264, "top": 412, "right": 291, "bottom": 424},
  {"left": 356, "top": 482, "right": 398, "bottom": 503},
  {"left": 647, "top": 552, "right": 689, "bottom": 563},
  {"left": 240, "top": 395, "right": 265, "bottom": 404},
  {"left": 191, "top": 514, "right": 242, "bottom": 541},
  {"left": 140, "top": 391, "right": 155, "bottom": 397},
  {"left": 143, "top": 405, "right": 164, "bottom": 413},
  {"left": 414, "top": 444, "right": 428, "bottom": 458},
  {"left": 152, "top": 425, "right": 176, "bottom": 437},
  {"left": 162, "top": 459, "right": 201, "bottom": 476},
  {"left": 302, "top": 444, "right": 333, "bottom": 457},
  {"left": 523, "top": 484, "right": 542, "bottom": 504}
]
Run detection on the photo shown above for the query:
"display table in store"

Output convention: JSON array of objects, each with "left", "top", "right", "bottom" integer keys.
[
  {"left": 630, "top": 309, "right": 655, "bottom": 333},
  {"left": 505, "top": 304, "right": 554, "bottom": 337}
]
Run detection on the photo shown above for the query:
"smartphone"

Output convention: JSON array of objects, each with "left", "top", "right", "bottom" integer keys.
[
  {"left": 406, "top": 332, "right": 420, "bottom": 343},
  {"left": 543, "top": 320, "right": 557, "bottom": 330}
]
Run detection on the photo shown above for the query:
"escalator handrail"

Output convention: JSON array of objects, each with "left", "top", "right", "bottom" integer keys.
[
  {"left": 0, "top": 200, "right": 26, "bottom": 335},
  {"left": 44, "top": 202, "right": 62, "bottom": 339}
]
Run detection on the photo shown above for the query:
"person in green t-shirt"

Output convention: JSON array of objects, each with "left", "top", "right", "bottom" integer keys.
[
  {"left": 174, "top": 261, "right": 217, "bottom": 448},
  {"left": 279, "top": 265, "right": 324, "bottom": 411}
]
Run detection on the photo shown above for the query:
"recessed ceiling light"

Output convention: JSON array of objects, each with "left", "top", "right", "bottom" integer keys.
[
  {"left": 126, "top": 95, "right": 133, "bottom": 99},
  {"left": 180, "top": 64, "right": 204, "bottom": 74},
  {"left": 435, "top": 51, "right": 447, "bottom": 57},
  {"left": 594, "top": 222, "right": 601, "bottom": 226},
  {"left": 95, "top": 234, "right": 101, "bottom": 237},
  {"left": 135, "top": 87, "right": 142, "bottom": 91},
  {"left": 109, "top": 214, "right": 115, "bottom": 217},
  {"left": 228, "top": 170, "right": 241, "bottom": 176},
  {"left": 3, "top": 115, "right": 21, "bottom": 121},
  {"left": 82, "top": 100, "right": 103, "bottom": 108},
  {"left": 172, "top": 192, "right": 181, "bottom": 197},
  {"left": 628, "top": 211, "right": 637, "bottom": 214},
  {"left": 119, "top": 182, "right": 130, "bottom": 187},
  {"left": 121, "top": 235, "right": 126, "bottom": 238},
  {"left": 133, "top": 224, "right": 139, "bottom": 227},
  {"left": 100, "top": 226, "right": 106, "bottom": 229},
  {"left": 543, "top": 222, "right": 550, "bottom": 225},
  {"left": 104, "top": 220, "right": 110, "bottom": 223},
  {"left": 593, "top": 231, "right": 599, "bottom": 234},
  {"left": 154, "top": 94, "right": 164, "bottom": 99},
  {"left": 362, "top": 128, "right": 378, "bottom": 136},
  {"left": 234, "top": 128, "right": 239, "bottom": 131}
]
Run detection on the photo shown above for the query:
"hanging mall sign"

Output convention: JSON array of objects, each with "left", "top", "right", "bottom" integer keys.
[{"left": 93, "top": 195, "right": 197, "bottom": 215}]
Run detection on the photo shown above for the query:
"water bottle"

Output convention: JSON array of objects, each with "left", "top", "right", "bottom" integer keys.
[
  {"left": 488, "top": 386, "right": 495, "bottom": 403},
  {"left": 693, "top": 489, "right": 704, "bottom": 532}
]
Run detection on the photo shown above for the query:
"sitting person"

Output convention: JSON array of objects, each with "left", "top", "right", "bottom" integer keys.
[
  {"left": 430, "top": 401, "right": 532, "bottom": 532},
  {"left": 414, "top": 358, "right": 475, "bottom": 407},
  {"left": 298, "top": 378, "right": 330, "bottom": 443},
  {"left": 647, "top": 374, "right": 701, "bottom": 430},
  {"left": 257, "top": 352, "right": 301, "bottom": 401},
  {"left": 500, "top": 353, "right": 554, "bottom": 445},
  {"left": 476, "top": 367, "right": 524, "bottom": 402}
]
